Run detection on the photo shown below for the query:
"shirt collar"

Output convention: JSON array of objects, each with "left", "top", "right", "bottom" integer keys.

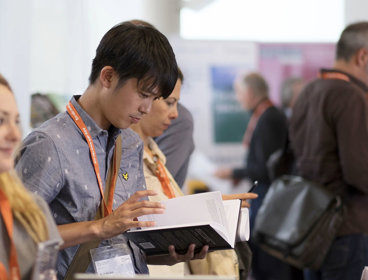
[
  {"left": 70, "top": 95, "right": 121, "bottom": 140},
  {"left": 320, "top": 69, "right": 368, "bottom": 93}
]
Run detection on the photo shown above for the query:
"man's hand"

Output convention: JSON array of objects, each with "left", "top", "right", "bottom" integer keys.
[
  {"left": 58, "top": 190, "right": 164, "bottom": 248},
  {"left": 98, "top": 190, "right": 165, "bottom": 239},
  {"left": 214, "top": 168, "right": 232, "bottom": 179}
]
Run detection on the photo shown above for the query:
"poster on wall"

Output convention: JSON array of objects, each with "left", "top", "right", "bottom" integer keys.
[
  {"left": 170, "top": 38, "right": 258, "bottom": 167},
  {"left": 258, "top": 43, "right": 336, "bottom": 105},
  {"left": 210, "top": 66, "right": 250, "bottom": 143},
  {"left": 169, "top": 39, "right": 336, "bottom": 193}
]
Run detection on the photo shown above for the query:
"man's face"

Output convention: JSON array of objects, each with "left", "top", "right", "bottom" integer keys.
[
  {"left": 235, "top": 83, "right": 255, "bottom": 111},
  {"left": 364, "top": 56, "right": 368, "bottom": 86},
  {"left": 101, "top": 78, "right": 159, "bottom": 129},
  {"left": 355, "top": 47, "right": 368, "bottom": 87}
]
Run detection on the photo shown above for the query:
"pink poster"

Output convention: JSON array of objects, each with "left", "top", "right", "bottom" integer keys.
[{"left": 259, "top": 43, "right": 336, "bottom": 105}]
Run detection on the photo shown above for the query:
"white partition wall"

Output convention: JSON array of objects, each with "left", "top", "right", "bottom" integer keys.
[{"left": 0, "top": 0, "right": 366, "bottom": 137}]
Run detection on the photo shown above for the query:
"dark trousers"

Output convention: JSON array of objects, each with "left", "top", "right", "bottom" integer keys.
[
  {"left": 235, "top": 241, "right": 252, "bottom": 280},
  {"left": 249, "top": 183, "right": 304, "bottom": 280},
  {"left": 304, "top": 234, "right": 368, "bottom": 280}
]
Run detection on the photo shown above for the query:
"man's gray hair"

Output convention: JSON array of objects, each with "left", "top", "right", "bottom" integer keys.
[
  {"left": 243, "top": 72, "right": 269, "bottom": 99},
  {"left": 336, "top": 21, "right": 368, "bottom": 61}
]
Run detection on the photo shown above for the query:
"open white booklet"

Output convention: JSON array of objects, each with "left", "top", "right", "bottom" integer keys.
[{"left": 125, "top": 191, "right": 249, "bottom": 256}]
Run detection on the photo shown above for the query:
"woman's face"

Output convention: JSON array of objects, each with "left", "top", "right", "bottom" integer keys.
[
  {"left": 0, "top": 85, "right": 21, "bottom": 173},
  {"left": 139, "top": 79, "right": 182, "bottom": 138}
]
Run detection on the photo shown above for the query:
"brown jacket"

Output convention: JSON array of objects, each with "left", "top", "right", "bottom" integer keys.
[{"left": 290, "top": 69, "right": 368, "bottom": 235}]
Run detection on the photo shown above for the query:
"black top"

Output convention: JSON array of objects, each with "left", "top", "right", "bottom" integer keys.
[{"left": 233, "top": 106, "right": 288, "bottom": 185}]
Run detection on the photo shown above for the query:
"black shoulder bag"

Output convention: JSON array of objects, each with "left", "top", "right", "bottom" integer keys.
[{"left": 252, "top": 175, "right": 344, "bottom": 270}]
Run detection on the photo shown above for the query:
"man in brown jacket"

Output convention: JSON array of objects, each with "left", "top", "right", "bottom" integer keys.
[{"left": 290, "top": 22, "right": 368, "bottom": 280}]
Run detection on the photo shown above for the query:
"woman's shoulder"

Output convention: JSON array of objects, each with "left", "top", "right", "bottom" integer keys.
[{"left": 30, "top": 193, "right": 63, "bottom": 245}]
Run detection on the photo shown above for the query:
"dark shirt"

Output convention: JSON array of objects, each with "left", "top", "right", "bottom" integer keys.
[
  {"left": 289, "top": 69, "right": 368, "bottom": 235},
  {"left": 232, "top": 106, "right": 288, "bottom": 185}
]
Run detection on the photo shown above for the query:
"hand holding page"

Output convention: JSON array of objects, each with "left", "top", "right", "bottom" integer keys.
[{"left": 125, "top": 191, "right": 249, "bottom": 256}]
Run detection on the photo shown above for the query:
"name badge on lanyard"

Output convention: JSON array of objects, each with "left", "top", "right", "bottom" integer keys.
[
  {"left": 90, "top": 244, "right": 135, "bottom": 276},
  {"left": 31, "top": 240, "right": 60, "bottom": 280}
]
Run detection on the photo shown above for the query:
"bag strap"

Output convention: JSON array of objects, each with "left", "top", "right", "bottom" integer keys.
[{"left": 63, "top": 135, "right": 122, "bottom": 280}]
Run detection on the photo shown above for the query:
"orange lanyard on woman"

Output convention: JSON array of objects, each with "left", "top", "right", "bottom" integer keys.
[
  {"left": 155, "top": 158, "right": 176, "bottom": 199},
  {"left": 0, "top": 189, "right": 21, "bottom": 280},
  {"left": 145, "top": 146, "right": 176, "bottom": 199},
  {"left": 66, "top": 102, "right": 117, "bottom": 216}
]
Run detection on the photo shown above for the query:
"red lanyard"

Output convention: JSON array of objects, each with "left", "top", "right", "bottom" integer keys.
[
  {"left": 0, "top": 189, "right": 21, "bottom": 280},
  {"left": 66, "top": 101, "right": 117, "bottom": 216},
  {"left": 319, "top": 72, "right": 350, "bottom": 82}
]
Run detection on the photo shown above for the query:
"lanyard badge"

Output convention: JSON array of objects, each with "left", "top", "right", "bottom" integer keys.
[
  {"left": 90, "top": 243, "right": 135, "bottom": 276},
  {"left": 31, "top": 240, "right": 60, "bottom": 280}
]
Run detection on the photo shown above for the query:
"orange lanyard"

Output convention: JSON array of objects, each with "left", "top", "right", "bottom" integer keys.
[
  {"left": 0, "top": 189, "right": 21, "bottom": 280},
  {"left": 145, "top": 146, "right": 176, "bottom": 199},
  {"left": 155, "top": 158, "right": 176, "bottom": 199},
  {"left": 319, "top": 72, "right": 350, "bottom": 82},
  {"left": 66, "top": 101, "right": 117, "bottom": 216}
]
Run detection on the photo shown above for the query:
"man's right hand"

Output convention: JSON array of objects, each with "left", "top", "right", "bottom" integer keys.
[
  {"left": 58, "top": 190, "right": 165, "bottom": 248},
  {"left": 98, "top": 190, "right": 165, "bottom": 239}
]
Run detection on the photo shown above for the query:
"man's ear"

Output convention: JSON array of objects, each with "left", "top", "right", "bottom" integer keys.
[
  {"left": 355, "top": 48, "right": 368, "bottom": 68},
  {"left": 99, "top": 66, "right": 115, "bottom": 88}
]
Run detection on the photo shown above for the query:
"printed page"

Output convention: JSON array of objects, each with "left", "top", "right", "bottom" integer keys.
[
  {"left": 138, "top": 191, "right": 226, "bottom": 230},
  {"left": 222, "top": 200, "right": 241, "bottom": 246}
]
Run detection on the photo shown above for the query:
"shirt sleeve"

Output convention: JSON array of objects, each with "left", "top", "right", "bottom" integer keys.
[{"left": 15, "top": 131, "right": 64, "bottom": 203}]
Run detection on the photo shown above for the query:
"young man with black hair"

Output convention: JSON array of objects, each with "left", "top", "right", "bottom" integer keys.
[{"left": 15, "top": 21, "right": 207, "bottom": 279}]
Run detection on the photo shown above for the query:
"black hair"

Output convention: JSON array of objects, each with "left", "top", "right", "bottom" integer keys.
[
  {"left": 178, "top": 67, "right": 184, "bottom": 83},
  {"left": 89, "top": 22, "right": 178, "bottom": 98}
]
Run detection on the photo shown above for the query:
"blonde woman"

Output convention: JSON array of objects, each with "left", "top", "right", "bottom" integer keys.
[
  {"left": 131, "top": 69, "right": 257, "bottom": 278},
  {"left": 0, "top": 74, "right": 62, "bottom": 280}
]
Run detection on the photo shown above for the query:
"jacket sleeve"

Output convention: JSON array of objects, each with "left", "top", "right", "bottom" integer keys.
[{"left": 334, "top": 90, "right": 368, "bottom": 194}]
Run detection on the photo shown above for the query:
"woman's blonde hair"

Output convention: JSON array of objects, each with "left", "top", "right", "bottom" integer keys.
[
  {"left": 1, "top": 73, "right": 49, "bottom": 243},
  {"left": 0, "top": 171, "right": 49, "bottom": 243}
]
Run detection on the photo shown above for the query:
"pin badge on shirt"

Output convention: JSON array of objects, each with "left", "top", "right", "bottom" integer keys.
[{"left": 122, "top": 171, "right": 129, "bottom": 181}]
